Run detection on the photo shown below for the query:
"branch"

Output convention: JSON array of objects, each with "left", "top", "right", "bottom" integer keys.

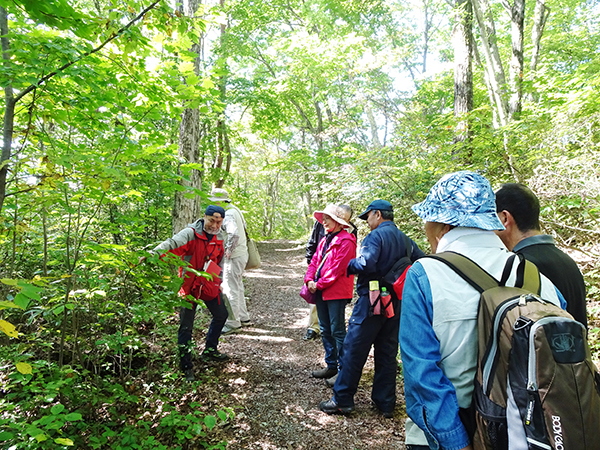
[
  {"left": 14, "top": 0, "right": 162, "bottom": 104},
  {"left": 499, "top": 0, "right": 512, "bottom": 15}
]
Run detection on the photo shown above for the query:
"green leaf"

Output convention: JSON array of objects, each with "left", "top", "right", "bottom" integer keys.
[
  {"left": 0, "top": 300, "right": 23, "bottom": 310},
  {"left": 54, "top": 438, "right": 74, "bottom": 446},
  {"left": 65, "top": 412, "right": 82, "bottom": 421},
  {"left": 217, "top": 410, "right": 228, "bottom": 421},
  {"left": 20, "top": 283, "right": 42, "bottom": 301},
  {"left": 14, "top": 293, "right": 31, "bottom": 309},
  {"left": 204, "top": 415, "right": 216, "bottom": 430},
  {"left": 35, "top": 433, "right": 48, "bottom": 442},
  {"left": 201, "top": 78, "right": 215, "bottom": 89},
  {"left": 26, "top": 426, "right": 45, "bottom": 437},
  {"left": 0, "top": 431, "right": 15, "bottom": 441},
  {"left": 53, "top": 305, "right": 65, "bottom": 316},
  {"left": 51, "top": 404, "right": 65, "bottom": 415},
  {"left": 1, "top": 278, "right": 18, "bottom": 286}
]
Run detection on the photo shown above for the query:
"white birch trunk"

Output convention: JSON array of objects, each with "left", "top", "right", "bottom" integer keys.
[{"left": 472, "top": 0, "right": 509, "bottom": 127}]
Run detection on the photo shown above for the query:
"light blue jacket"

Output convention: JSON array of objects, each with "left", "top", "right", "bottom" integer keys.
[{"left": 399, "top": 228, "right": 567, "bottom": 450}]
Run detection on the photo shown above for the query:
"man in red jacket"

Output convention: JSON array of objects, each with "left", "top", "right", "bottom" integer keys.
[{"left": 149, "top": 205, "right": 229, "bottom": 381}]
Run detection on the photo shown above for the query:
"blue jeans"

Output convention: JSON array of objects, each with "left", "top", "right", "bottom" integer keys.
[
  {"left": 315, "top": 296, "right": 348, "bottom": 370},
  {"left": 178, "top": 296, "right": 228, "bottom": 370},
  {"left": 333, "top": 295, "right": 400, "bottom": 413}
]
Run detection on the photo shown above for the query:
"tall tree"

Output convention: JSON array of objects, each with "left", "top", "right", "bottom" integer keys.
[
  {"left": 172, "top": 0, "right": 204, "bottom": 233},
  {"left": 452, "top": 0, "right": 474, "bottom": 154}
]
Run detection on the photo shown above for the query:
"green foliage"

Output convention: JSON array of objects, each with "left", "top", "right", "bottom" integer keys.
[
  {"left": 0, "top": 357, "right": 232, "bottom": 449},
  {"left": 1, "top": 0, "right": 600, "bottom": 445}
]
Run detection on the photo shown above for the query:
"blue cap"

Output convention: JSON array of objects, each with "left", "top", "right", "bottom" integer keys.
[
  {"left": 411, "top": 171, "right": 504, "bottom": 231},
  {"left": 204, "top": 205, "right": 226, "bottom": 218},
  {"left": 358, "top": 200, "right": 393, "bottom": 220}
]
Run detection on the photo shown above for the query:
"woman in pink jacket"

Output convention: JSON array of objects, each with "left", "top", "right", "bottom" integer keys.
[{"left": 305, "top": 204, "right": 357, "bottom": 381}]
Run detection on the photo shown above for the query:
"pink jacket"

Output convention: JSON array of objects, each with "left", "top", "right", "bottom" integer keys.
[{"left": 305, "top": 229, "right": 357, "bottom": 301}]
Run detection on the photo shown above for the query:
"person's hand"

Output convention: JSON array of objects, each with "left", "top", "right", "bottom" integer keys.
[
  {"left": 225, "top": 250, "right": 232, "bottom": 259},
  {"left": 308, "top": 281, "right": 317, "bottom": 293},
  {"left": 138, "top": 255, "right": 147, "bottom": 265}
]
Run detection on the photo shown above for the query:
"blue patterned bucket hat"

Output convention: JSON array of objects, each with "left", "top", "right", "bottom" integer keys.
[{"left": 412, "top": 171, "right": 505, "bottom": 231}]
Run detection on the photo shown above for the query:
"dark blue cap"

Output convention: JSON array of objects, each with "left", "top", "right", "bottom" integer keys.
[
  {"left": 204, "top": 205, "right": 225, "bottom": 218},
  {"left": 358, "top": 200, "right": 393, "bottom": 220}
]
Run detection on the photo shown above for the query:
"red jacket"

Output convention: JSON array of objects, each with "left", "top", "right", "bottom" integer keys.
[
  {"left": 305, "top": 229, "right": 356, "bottom": 301},
  {"left": 155, "top": 220, "right": 224, "bottom": 301}
]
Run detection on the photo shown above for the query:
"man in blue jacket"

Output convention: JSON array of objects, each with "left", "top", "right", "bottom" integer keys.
[{"left": 319, "top": 199, "right": 424, "bottom": 418}]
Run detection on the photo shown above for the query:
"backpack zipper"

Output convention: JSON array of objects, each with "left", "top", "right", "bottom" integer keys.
[{"left": 483, "top": 296, "right": 522, "bottom": 393}]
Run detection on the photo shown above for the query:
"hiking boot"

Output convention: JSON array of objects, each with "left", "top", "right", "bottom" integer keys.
[
  {"left": 381, "top": 410, "right": 394, "bottom": 419},
  {"left": 372, "top": 402, "right": 394, "bottom": 418},
  {"left": 200, "top": 348, "right": 230, "bottom": 362},
  {"left": 325, "top": 373, "right": 338, "bottom": 388},
  {"left": 221, "top": 325, "right": 241, "bottom": 335},
  {"left": 183, "top": 368, "right": 195, "bottom": 382},
  {"left": 303, "top": 329, "right": 319, "bottom": 341},
  {"left": 241, "top": 320, "right": 253, "bottom": 327},
  {"left": 319, "top": 398, "right": 354, "bottom": 415},
  {"left": 312, "top": 367, "right": 337, "bottom": 379}
]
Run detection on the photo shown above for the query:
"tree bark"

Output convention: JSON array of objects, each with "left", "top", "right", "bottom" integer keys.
[
  {"left": 172, "top": 0, "right": 203, "bottom": 234},
  {"left": 172, "top": 108, "right": 202, "bottom": 234},
  {"left": 0, "top": 7, "right": 14, "bottom": 215},
  {"left": 452, "top": 0, "right": 473, "bottom": 157},
  {"left": 508, "top": 0, "right": 525, "bottom": 119},
  {"left": 472, "top": 0, "right": 509, "bottom": 127},
  {"left": 365, "top": 105, "right": 382, "bottom": 150},
  {"left": 530, "top": 0, "right": 548, "bottom": 72},
  {"left": 214, "top": 0, "right": 231, "bottom": 189}
]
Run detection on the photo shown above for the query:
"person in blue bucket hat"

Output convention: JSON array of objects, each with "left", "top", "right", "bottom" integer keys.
[{"left": 399, "top": 171, "right": 567, "bottom": 450}]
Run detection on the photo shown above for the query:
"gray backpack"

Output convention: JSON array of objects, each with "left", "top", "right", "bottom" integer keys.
[{"left": 429, "top": 252, "right": 600, "bottom": 450}]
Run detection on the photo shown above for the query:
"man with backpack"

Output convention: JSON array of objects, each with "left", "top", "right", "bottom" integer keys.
[
  {"left": 399, "top": 171, "right": 569, "bottom": 450},
  {"left": 209, "top": 188, "right": 252, "bottom": 334},
  {"left": 494, "top": 183, "right": 588, "bottom": 327},
  {"left": 319, "top": 199, "right": 423, "bottom": 418}
]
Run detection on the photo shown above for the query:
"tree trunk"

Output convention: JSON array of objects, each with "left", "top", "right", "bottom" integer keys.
[
  {"left": 528, "top": 0, "right": 549, "bottom": 102},
  {"left": 530, "top": 0, "right": 548, "bottom": 72},
  {"left": 172, "top": 108, "right": 202, "bottom": 233},
  {"left": 472, "top": 0, "right": 509, "bottom": 127},
  {"left": 214, "top": 0, "right": 231, "bottom": 189},
  {"left": 508, "top": 0, "right": 525, "bottom": 119},
  {"left": 172, "top": 0, "right": 203, "bottom": 234},
  {"left": 422, "top": 0, "right": 431, "bottom": 73},
  {"left": 452, "top": 0, "right": 473, "bottom": 159},
  {"left": 304, "top": 172, "right": 312, "bottom": 230},
  {"left": 0, "top": 7, "right": 14, "bottom": 215},
  {"left": 366, "top": 106, "right": 382, "bottom": 150}
]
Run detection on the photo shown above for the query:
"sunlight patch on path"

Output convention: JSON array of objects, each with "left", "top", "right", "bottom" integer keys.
[{"left": 232, "top": 334, "right": 294, "bottom": 343}]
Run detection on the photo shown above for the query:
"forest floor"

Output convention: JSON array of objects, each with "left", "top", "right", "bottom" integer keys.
[{"left": 189, "top": 240, "right": 408, "bottom": 450}]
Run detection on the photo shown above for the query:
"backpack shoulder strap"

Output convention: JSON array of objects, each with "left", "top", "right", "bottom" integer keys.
[
  {"left": 425, "top": 251, "right": 541, "bottom": 295},
  {"left": 424, "top": 251, "right": 503, "bottom": 293},
  {"left": 514, "top": 254, "right": 541, "bottom": 295},
  {"left": 403, "top": 233, "right": 413, "bottom": 260}
]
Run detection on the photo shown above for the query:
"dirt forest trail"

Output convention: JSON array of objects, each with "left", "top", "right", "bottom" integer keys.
[{"left": 208, "top": 239, "right": 408, "bottom": 450}]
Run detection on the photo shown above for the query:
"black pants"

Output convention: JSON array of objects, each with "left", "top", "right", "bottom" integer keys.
[
  {"left": 177, "top": 296, "right": 228, "bottom": 370},
  {"left": 406, "top": 446, "right": 429, "bottom": 450}
]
